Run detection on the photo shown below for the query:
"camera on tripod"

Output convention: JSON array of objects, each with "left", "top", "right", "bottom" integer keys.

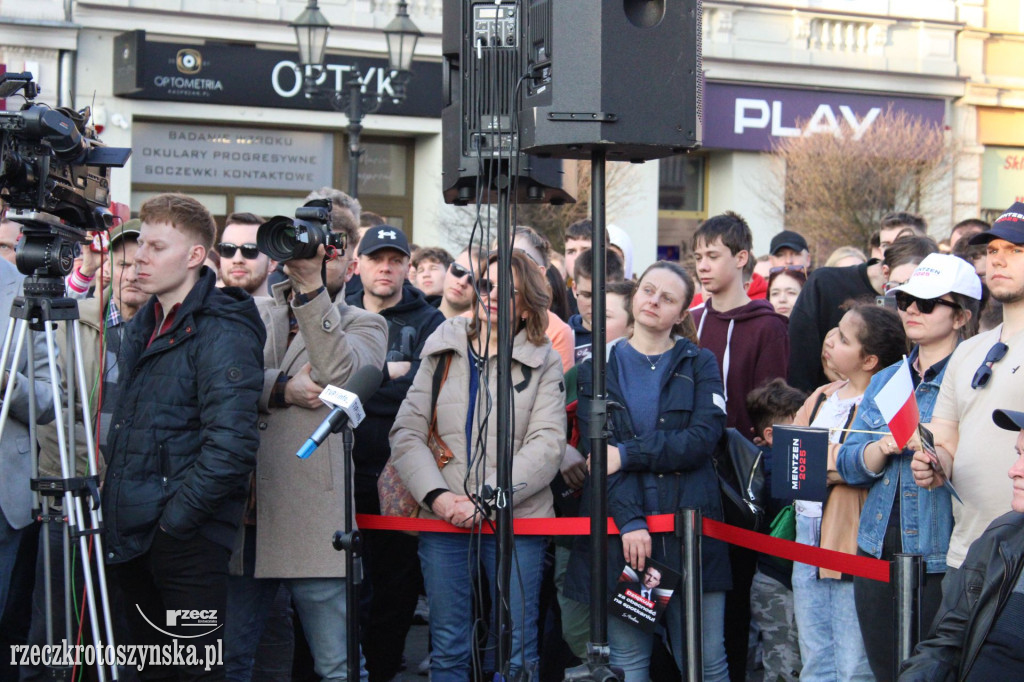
[
  {"left": 257, "top": 198, "right": 346, "bottom": 262},
  {"left": 0, "top": 72, "right": 131, "bottom": 289}
]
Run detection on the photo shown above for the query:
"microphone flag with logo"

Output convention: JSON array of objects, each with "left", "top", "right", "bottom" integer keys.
[{"left": 874, "top": 357, "right": 919, "bottom": 450}]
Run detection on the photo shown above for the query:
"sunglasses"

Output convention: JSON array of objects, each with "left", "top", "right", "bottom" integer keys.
[
  {"left": 893, "top": 291, "right": 960, "bottom": 315},
  {"left": 476, "top": 278, "right": 518, "bottom": 297},
  {"left": 217, "top": 242, "right": 260, "bottom": 260},
  {"left": 449, "top": 262, "right": 474, "bottom": 284},
  {"left": 971, "top": 341, "right": 1009, "bottom": 390},
  {"left": 768, "top": 265, "right": 806, "bottom": 275}
]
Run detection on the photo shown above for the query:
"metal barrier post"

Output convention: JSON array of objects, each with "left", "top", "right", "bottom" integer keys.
[
  {"left": 676, "top": 508, "right": 702, "bottom": 682},
  {"left": 892, "top": 553, "right": 923, "bottom": 679}
]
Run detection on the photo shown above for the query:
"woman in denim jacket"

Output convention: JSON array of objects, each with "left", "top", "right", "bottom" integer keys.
[{"left": 836, "top": 254, "right": 981, "bottom": 680}]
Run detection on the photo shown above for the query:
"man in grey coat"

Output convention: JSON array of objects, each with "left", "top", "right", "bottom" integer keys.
[
  {"left": 225, "top": 188, "right": 387, "bottom": 682},
  {"left": 0, "top": 256, "right": 57, "bottom": 632}
]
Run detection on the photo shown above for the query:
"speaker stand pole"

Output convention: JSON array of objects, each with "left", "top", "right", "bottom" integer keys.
[
  {"left": 494, "top": 164, "right": 515, "bottom": 680},
  {"left": 566, "top": 148, "right": 620, "bottom": 682}
]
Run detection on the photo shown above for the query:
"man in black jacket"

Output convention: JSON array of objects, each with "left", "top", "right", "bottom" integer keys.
[
  {"left": 103, "top": 193, "right": 265, "bottom": 680},
  {"left": 901, "top": 407, "right": 1024, "bottom": 681},
  {"left": 346, "top": 225, "right": 444, "bottom": 682}
]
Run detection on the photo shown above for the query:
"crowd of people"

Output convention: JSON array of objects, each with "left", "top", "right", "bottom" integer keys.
[{"left": 1, "top": 189, "right": 1024, "bottom": 682}]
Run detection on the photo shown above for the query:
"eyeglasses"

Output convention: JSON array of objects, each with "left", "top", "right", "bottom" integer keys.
[
  {"left": 894, "top": 291, "right": 960, "bottom": 315},
  {"left": 768, "top": 265, "right": 807, "bottom": 275},
  {"left": 476, "top": 278, "right": 518, "bottom": 297},
  {"left": 216, "top": 242, "right": 260, "bottom": 260},
  {"left": 883, "top": 280, "right": 906, "bottom": 294},
  {"left": 971, "top": 341, "right": 1009, "bottom": 389},
  {"left": 448, "top": 262, "right": 474, "bottom": 285}
]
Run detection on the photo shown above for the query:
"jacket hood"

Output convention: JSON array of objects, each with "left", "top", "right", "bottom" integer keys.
[
  {"left": 138, "top": 266, "right": 265, "bottom": 345},
  {"left": 347, "top": 282, "right": 431, "bottom": 316},
  {"left": 422, "top": 316, "right": 553, "bottom": 369},
  {"left": 701, "top": 297, "right": 787, "bottom": 323},
  {"left": 568, "top": 313, "right": 589, "bottom": 335}
]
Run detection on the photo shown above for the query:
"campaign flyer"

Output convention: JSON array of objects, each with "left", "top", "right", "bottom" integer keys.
[
  {"left": 770, "top": 425, "right": 829, "bottom": 502},
  {"left": 609, "top": 558, "right": 680, "bottom": 634}
]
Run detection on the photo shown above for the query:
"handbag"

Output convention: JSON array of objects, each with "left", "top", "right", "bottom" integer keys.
[
  {"left": 378, "top": 352, "right": 454, "bottom": 521},
  {"left": 712, "top": 427, "right": 767, "bottom": 532}
]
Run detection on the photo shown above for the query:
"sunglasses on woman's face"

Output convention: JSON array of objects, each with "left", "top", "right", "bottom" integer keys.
[
  {"left": 476, "top": 278, "right": 518, "bottom": 297},
  {"left": 216, "top": 242, "right": 260, "bottom": 260},
  {"left": 972, "top": 341, "right": 1009, "bottom": 390},
  {"left": 448, "top": 262, "right": 474, "bottom": 285},
  {"left": 893, "top": 291, "right": 960, "bottom": 315}
]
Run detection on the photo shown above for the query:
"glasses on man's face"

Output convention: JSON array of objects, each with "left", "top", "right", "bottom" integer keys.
[
  {"left": 972, "top": 341, "right": 1009, "bottom": 389},
  {"left": 448, "top": 262, "right": 474, "bottom": 285},
  {"left": 894, "top": 291, "right": 960, "bottom": 315},
  {"left": 883, "top": 280, "right": 906, "bottom": 294},
  {"left": 476, "top": 278, "right": 518, "bottom": 298},
  {"left": 217, "top": 242, "right": 260, "bottom": 260}
]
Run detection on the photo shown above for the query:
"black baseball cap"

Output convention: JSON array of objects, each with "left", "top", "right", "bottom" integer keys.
[
  {"left": 770, "top": 230, "right": 808, "bottom": 255},
  {"left": 970, "top": 202, "right": 1024, "bottom": 246},
  {"left": 358, "top": 225, "right": 410, "bottom": 257},
  {"left": 994, "top": 409, "right": 1024, "bottom": 432},
  {"left": 110, "top": 219, "right": 141, "bottom": 249}
]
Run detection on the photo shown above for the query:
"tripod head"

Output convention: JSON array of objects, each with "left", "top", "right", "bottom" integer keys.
[{"left": 9, "top": 210, "right": 89, "bottom": 298}]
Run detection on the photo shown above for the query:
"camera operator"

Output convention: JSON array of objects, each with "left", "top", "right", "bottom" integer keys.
[
  {"left": 0, "top": 255, "right": 57, "bottom": 646},
  {"left": 22, "top": 220, "right": 146, "bottom": 681},
  {"left": 102, "top": 193, "right": 265, "bottom": 681},
  {"left": 224, "top": 188, "right": 387, "bottom": 682}
]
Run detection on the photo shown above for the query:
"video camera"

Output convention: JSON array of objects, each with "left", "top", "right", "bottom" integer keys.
[
  {"left": 257, "top": 198, "right": 346, "bottom": 262},
  {"left": 0, "top": 72, "right": 131, "bottom": 286}
]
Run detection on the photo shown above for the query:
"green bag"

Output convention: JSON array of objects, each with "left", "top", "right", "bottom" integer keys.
[{"left": 769, "top": 504, "right": 796, "bottom": 542}]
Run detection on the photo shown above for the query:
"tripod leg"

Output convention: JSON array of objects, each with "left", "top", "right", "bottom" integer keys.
[
  {"left": 43, "top": 322, "right": 109, "bottom": 682},
  {"left": 71, "top": 319, "right": 120, "bottom": 680}
]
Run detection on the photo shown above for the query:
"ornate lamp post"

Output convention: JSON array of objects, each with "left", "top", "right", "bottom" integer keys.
[{"left": 291, "top": 0, "right": 422, "bottom": 198}]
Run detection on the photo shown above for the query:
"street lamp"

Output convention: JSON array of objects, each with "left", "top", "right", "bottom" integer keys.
[{"left": 291, "top": 0, "right": 422, "bottom": 198}]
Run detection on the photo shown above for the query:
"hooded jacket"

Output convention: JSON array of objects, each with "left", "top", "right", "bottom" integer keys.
[
  {"left": 787, "top": 262, "right": 878, "bottom": 392},
  {"left": 389, "top": 316, "right": 566, "bottom": 521},
  {"left": 691, "top": 298, "right": 790, "bottom": 441},
  {"left": 103, "top": 267, "right": 266, "bottom": 563},
  {"left": 567, "top": 313, "right": 592, "bottom": 365},
  {"left": 347, "top": 283, "right": 445, "bottom": 499}
]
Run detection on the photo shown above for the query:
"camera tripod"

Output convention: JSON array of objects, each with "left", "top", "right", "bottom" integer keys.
[{"left": 0, "top": 271, "right": 119, "bottom": 682}]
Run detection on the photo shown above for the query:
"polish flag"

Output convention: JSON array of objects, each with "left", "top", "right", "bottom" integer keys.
[{"left": 875, "top": 358, "right": 920, "bottom": 449}]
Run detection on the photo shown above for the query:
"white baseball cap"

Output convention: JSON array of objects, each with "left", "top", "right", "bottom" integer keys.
[{"left": 892, "top": 253, "right": 982, "bottom": 301}]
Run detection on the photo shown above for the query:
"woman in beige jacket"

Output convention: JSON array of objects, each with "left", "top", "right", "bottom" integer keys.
[{"left": 390, "top": 250, "right": 566, "bottom": 681}]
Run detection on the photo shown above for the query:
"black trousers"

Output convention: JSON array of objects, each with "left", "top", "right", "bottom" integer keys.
[
  {"left": 113, "top": 530, "right": 230, "bottom": 682},
  {"left": 853, "top": 517, "right": 945, "bottom": 682}
]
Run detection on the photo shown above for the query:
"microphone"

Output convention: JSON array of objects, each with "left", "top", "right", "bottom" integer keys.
[{"left": 296, "top": 365, "right": 383, "bottom": 459}]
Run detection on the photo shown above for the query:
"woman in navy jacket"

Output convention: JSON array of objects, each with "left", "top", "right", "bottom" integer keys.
[{"left": 565, "top": 261, "right": 730, "bottom": 682}]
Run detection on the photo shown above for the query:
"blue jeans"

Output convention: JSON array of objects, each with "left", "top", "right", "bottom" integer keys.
[
  {"left": 287, "top": 578, "right": 367, "bottom": 681},
  {"left": 607, "top": 589, "right": 728, "bottom": 682},
  {"left": 418, "top": 532, "right": 546, "bottom": 682},
  {"left": 792, "top": 514, "right": 872, "bottom": 682}
]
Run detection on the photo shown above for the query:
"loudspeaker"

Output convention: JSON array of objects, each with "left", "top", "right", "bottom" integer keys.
[
  {"left": 441, "top": 0, "right": 574, "bottom": 206},
  {"left": 113, "top": 30, "right": 146, "bottom": 96},
  {"left": 518, "top": 0, "right": 702, "bottom": 161}
]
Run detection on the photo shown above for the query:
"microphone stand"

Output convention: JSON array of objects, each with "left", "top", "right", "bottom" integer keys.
[{"left": 332, "top": 424, "right": 362, "bottom": 682}]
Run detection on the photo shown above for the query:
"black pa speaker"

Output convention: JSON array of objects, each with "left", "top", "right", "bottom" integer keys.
[
  {"left": 441, "top": 0, "right": 574, "bottom": 206},
  {"left": 518, "top": 0, "right": 702, "bottom": 161}
]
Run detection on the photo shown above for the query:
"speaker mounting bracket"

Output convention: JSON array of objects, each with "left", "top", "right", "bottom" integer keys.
[{"left": 547, "top": 112, "right": 618, "bottom": 122}]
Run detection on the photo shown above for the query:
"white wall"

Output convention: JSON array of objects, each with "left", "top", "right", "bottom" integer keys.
[{"left": 707, "top": 151, "right": 784, "bottom": 256}]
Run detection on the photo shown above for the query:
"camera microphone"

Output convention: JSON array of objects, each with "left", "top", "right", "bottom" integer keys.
[{"left": 296, "top": 365, "right": 383, "bottom": 459}]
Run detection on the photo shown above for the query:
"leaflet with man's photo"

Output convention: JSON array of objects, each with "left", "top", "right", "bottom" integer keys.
[{"left": 609, "top": 558, "right": 680, "bottom": 634}]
